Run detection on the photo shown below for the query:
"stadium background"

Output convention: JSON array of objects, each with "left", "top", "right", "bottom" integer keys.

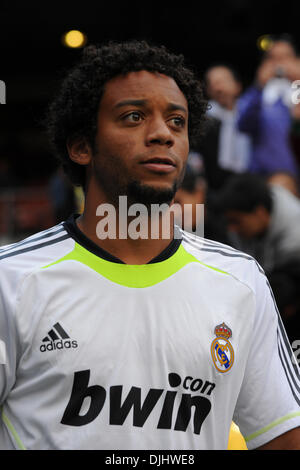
[{"left": 0, "top": 0, "right": 299, "bottom": 449}]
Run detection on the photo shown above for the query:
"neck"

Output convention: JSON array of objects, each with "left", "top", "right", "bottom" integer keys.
[{"left": 77, "top": 183, "right": 175, "bottom": 265}]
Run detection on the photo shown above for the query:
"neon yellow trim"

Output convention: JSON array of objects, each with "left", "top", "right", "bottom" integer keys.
[
  {"left": 245, "top": 411, "right": 300, "bottom": 442},
  {"left": 2, "top": 411, "right": 26, "bottom": 450},
  {"left": 42, "top": 242, "right": 229, "bottom": 288}
]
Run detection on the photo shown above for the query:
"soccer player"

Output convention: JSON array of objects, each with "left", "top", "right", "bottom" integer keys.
[{"left": 0, "top": 40, "right": 300, "bottom": 450}]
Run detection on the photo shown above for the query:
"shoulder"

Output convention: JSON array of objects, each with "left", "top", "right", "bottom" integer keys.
[
  {"left": 180, "top": 228, "right": 266, "bottom": 293},
  {"left": 271, "top": 183, "right": 300, "bottom": 212},
  {"left": 0, "top": 222, "right": 74, "bottom": 286}
]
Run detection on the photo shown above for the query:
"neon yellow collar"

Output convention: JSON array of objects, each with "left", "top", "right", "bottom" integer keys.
[{"left": 42, "top": 241, "right": 228, "bottom": 288}]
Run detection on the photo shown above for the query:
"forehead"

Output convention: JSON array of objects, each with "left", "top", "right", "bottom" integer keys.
[
  {"left": 268, "top": 41, "right": 295, "bottom": 58},
  {"left": 100, "top": 70, "right": 188, "bottom": 109},
  {"left": 206, "top": 67, "right": 235, "bottom": 83}
]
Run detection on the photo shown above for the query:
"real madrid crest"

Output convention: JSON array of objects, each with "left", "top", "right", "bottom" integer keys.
[{"left": 211, "top": 322, "right": 234, "bottom": 373}]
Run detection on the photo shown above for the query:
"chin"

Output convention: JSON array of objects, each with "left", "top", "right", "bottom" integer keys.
[{"left": 127, "top": 180, "right": 178, "bottom": 207}]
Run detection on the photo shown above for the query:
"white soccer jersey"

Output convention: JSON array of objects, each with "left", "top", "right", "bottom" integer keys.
[{"left": 0, "top": 215, "right": 300, "bottom": 450}]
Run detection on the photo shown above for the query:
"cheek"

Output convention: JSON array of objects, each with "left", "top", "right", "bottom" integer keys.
[
  {"left": 178, "top": 136, "right": 189, "bottom": 161},
  {"left": 95, "top": 126, "right": 138, "bottom": 161},
  {"left": 244, "top": 218, "right": 258, "bottom": 235}
]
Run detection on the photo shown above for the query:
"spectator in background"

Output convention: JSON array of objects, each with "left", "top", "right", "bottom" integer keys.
[
  {"left": 173, "top": 155, "right": 233, "bottom": 246},
  {"left": 194, "top": 64, "right": 251, "bottom": 191},
  {"left": 237, "top": 36, "right": 300, "bottom": 188},
  {"left": 266, "top": 171, "right": 299, "bottom": 197},
  {"left": 217, "top": 173, "right": 300, "bottom": 275}
]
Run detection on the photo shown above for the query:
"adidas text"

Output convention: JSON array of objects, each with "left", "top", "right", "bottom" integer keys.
[{"left": 40, "top": 340, "right": 78, "bottom": 352}]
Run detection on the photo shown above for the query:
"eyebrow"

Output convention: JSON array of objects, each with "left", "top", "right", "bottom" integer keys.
[
  {"left": 114, "top": 99, "right": 147, "bottom": 109},
  {"left": 114, "top": 99, "right": 187, "bottom": 113},
  {"left": 167, "top": 102, "right": 188, "bottom": 114}
]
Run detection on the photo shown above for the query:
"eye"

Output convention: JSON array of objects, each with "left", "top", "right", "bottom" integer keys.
[
  {"left": 170, "top": 116, "right": 186, "bottom": 128},
  {"left": 123, "top": 111, "right": 143, "bottom": 123}
]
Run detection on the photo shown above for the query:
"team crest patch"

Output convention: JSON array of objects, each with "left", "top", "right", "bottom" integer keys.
[{"left": 211, "top": 322, "right": 234, "bottom": 373}]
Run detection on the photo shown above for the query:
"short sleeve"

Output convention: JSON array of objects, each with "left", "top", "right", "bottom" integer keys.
[{"left": 233, "top": 269, "right": 300, "bottom": 449}]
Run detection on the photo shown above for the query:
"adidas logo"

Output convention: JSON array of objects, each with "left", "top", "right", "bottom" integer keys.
[{"left": 40, "top": 322, "right": 78, "bottom": 352}]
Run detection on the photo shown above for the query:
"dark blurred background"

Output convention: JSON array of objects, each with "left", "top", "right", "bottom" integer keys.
[{"left": 0, "top": 0, "right": 299, "bottom": 243}]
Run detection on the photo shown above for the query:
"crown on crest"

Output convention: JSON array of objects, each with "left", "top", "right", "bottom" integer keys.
[{"left": 214, "top": 322, "right": 232, "bottom": 339}]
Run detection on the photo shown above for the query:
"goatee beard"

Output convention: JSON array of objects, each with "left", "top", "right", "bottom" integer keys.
[{"left": 126, "top": 180, "right": 179, "bottom": 209}]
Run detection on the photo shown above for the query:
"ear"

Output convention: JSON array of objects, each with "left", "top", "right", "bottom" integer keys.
[{"left": 67, "top": 137, "right": 92, "bottom": 166}]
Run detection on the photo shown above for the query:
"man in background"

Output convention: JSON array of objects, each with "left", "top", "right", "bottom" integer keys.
[
  {"left": 218, "top": 173, "right": 300, "bottom": 274},
  {"left": 237, "top": 36, "right": 300, "bottom": 184},
  {"left": 218, "top": 172, "right": 300, "bottom": 344},
  {"left": 194, "top": 65, "right": 250, "bottom": 191}
]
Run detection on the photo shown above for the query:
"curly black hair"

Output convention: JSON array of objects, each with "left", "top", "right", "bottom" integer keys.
[{"left": 46, "top": 40, "right": 208, "bottom": 188}]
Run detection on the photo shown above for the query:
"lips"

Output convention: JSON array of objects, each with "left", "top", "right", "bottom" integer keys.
[
  {"left": 141, "top": 156, "right": 176, "bottom": 166},
  {"left": 140, "top": 159, "right": 176, "bottom": 174}
]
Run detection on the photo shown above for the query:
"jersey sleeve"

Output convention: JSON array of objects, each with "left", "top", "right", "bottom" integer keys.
[
  {"left": 233, "top": 267, "right": 300, "bottom": 449},
  {"left": 0, "top": 271, "right": 19, "bottom": 405}
]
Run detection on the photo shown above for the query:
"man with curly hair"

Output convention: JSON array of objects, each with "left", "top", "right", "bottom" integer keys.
[{"left": 0, "top": 40, "right": 299, "bottom": 450}]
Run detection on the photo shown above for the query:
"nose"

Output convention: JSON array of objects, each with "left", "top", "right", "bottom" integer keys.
[{"left": 145, "top": 115, "right": 174, "bottom": 147}]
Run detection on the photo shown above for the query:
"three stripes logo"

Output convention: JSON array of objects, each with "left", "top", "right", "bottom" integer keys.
[{"left": 40, "top": 322, "right": 78, "bottom": 352}]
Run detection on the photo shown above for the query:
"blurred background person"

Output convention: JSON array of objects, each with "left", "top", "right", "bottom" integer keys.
[
  {"left": 173, "top": 155, "right": 233, "bottom": 245},
  {"left": 237, "top": 36, "right": 300, "bottom": 189},
  {"left": 216, "top": 173, "right": 300, "bottom": 274},
  {"left": 266, "top": 171, "right": 299, "bottom": 197},
  {"left": 193, "top": 64, "right": 251, "bottom": 192},
  {"left": 217, "top": 172, "right": 300, "bottom": 344}
]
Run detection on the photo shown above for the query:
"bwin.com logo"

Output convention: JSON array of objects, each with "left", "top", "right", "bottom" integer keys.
[{"left": 0, "top": 80, "right": 6, "bottom": 104}]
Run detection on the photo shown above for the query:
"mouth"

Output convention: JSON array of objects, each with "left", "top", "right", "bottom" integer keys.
[{"left": 140, "top": 156, "right": 177, "bottom": 174}]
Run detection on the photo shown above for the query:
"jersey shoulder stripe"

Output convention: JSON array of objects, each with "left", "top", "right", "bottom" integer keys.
[
  {"left": 180, "top": 228, "right": 244, "bottom": 254},
  {"left": 0, "top": 233, "right": 71, "bottom": 261},
  {"left": 181, "top": 230, "right": 264, "bottom": 276},
  {"left": 181, "top": 229, "right": 263, "bottom": 265},
  {"left": 181, "top": 232, "right": 262, "bottom": 302},
  {"left": 0, "top": 225, "right": 74, "bottom": 316},
  {"left": 0, "top": 224, "right": 73, "bottom": 281},
  {"left": 0, "top": 223, "right": 65, "bottom": 256},
  {"left": 183, "top": 230, "right": 239, "bottom": 252},
  {"left": 0, "top": 223, "right": 64, "bottom": 255}
]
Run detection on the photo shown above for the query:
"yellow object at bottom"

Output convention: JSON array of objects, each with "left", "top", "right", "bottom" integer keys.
[{"left": 227, "top": 422, "right": 248, "bottom": 450}]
